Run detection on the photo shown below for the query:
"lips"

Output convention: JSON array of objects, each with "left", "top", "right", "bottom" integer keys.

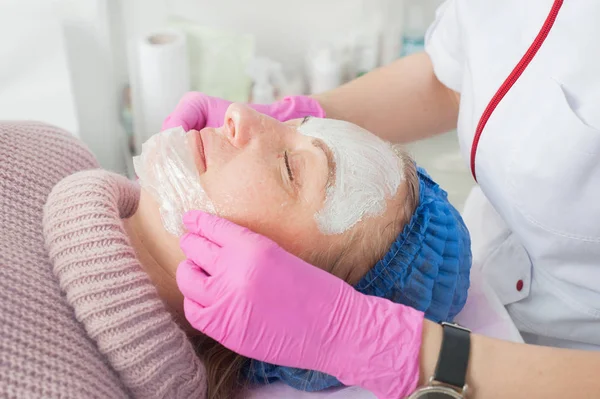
[{"left": 188, "top": 129, "right": 206, "bottom": 173}]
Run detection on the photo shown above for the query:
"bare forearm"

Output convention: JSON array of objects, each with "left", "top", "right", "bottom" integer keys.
[
  {"left": 313, "top": 52, "right": 459, "bottom": 143},
  {"left": 419, "top": 321, "right": 600, "bottom": 398}
]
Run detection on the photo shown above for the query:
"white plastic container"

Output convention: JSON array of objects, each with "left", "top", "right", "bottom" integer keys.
[
  {"left": 306, "top": 46, "right": 343, "bottom": 95},
  {"left": 279, "top": 72, "right": 306, "bottom": 97},
  {"left": 401, "top": 0, "right": 431, "bottom": 57},
  {"left": 352, "top": 1, "right": 383, "bottom": 77},
  {"left": 352, "top": 26, "right": 381, "bottom": 77},
  {"left": 379, "top": 0, "right": 406, "bottom": 65},
  {"left": 246, "top": 57, "right": 287, "bottom": 104}
]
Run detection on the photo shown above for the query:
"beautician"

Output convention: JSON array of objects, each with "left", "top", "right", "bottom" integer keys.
[{"left": 167, "top": 0, "right": 600, "bottom": 397}]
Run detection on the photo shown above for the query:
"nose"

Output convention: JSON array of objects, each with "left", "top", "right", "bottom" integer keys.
[{"left": 222, "top": 103, "right": 261, "bottom": 148}]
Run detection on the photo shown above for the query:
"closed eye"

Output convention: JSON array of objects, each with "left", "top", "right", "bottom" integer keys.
[{"left": 284, "top": 151, "right": 293, "bottom": 181}]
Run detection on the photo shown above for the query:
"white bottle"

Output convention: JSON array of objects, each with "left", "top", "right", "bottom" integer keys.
[
  {"left": 379, "top": 0, "right": 405, "bottom": 66},
  {"left": 306, "top": 46, "right": 343, "bottom": 95},
  {"left": 353, "top": 26, "right": 381, "bottom": 77},
  {"left": 247, "top": 57, "right": 281, "bottom": 104},
  {"left": 401, "top": 0, "right": 427, "bottom": 57},
  {"left": 279, "top": 72, "right": 306, "bottom": 97},
  {"left": 352, "top": 0, "right": 383, "bottom": 77},
  {"left": 251, "top": 78, "right": 275, "bottom": 104}
]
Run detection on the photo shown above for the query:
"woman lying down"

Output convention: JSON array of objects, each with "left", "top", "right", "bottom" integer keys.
[{"left": 0, "top": 104, "right": 470, "bottom": 399}]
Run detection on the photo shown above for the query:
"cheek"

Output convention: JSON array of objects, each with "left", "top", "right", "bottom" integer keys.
[
  {"left": 267, "top": 220, "right": 324, "bottom": 255},
  {"left": 201, "top": 161, "right": 325, "bottom": 254},
  {"left": 202, "top": 161, "right": 268, "bottom": 215},
  {"left": 201, "top": 159, "right": 293, "bottom": 228}
]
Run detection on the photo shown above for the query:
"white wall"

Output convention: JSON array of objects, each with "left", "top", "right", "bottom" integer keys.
[
  {"left": 2, "top": 0, "right": 443, "bottom": 174},
  {"left": 164, "top": 0, "right": 443, "bottom": 71},
  {"left": 0, "top": 0, "right": 129, "bottom": 173},
  {"left": 119, "top": 0, "right": 444, "bottom": 92},
  {"left": 0, "top": 0, "right": 77, "bottom": 133},
  {"left": 57, "top": 0, "right": 130, "bottom": 173},
  {"left": 168, "top": 0, "right": 367, "bottom": 71}
]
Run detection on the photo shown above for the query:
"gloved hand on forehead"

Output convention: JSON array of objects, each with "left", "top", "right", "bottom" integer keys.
[
  {"left": 177, "top": 211, "right": 425, "bottom": 399},
  {"left": 162, "top": 93, "right": 326, "bottom": 131}
]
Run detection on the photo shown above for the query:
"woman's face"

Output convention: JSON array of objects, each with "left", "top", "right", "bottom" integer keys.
[
  {"left": 188, "top": 104, "right": 336, "bottom": 256},
  {"left": 185, "top": 103, "right": 406, "bottom": 265},
  {"left": 130, "top": 104, "right": 409, "bottom": 327}
]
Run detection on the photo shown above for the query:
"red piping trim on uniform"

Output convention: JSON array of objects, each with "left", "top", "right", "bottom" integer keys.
[{"left": 470, "top": 0, "right": 564, "bottom": 181}]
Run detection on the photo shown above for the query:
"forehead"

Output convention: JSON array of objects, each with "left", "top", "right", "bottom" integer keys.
[
  {"left": 297, "top": 117, "right": 404, "bottom": 235},
  {"left": 285, "top": 117, "right": 366, "bottom": 137},
  {"left": 297, "top": 118, "right": 397, "bottom": 163}
]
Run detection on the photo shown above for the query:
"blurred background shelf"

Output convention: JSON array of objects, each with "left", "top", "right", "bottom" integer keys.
[{"left": 0, "top": 0, "right": 473, "bottom": 209}]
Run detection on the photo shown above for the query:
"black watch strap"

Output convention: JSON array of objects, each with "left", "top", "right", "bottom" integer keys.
[{"left": 433, "top": 322, "right": 471, "bottom": 389}]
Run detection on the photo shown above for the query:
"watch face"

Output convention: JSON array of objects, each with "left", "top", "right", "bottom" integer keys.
[{"left": 407, "top": 386, "right": 463, "bottom": 399}]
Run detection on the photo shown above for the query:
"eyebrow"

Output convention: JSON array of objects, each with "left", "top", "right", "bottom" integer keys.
[
  {"left": 311, "top": 138, "right": 335, "bottom": 189},
  {"left": 297, "top": 116, "right": 335, "bottom": 189}
]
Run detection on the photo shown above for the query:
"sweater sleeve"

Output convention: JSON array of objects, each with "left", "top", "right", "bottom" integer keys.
[{"left": 43, "top": 169, "right": 207, "bottom": 399}]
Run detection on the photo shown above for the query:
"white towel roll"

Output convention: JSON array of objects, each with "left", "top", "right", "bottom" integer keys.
[{"left": 136, "top": 28, "right": 190, "bottom": 145}]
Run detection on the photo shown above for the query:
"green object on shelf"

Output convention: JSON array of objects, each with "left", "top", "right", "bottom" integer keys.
[{"left": 168, "top": 18, "right": 255, "bottom": 102}]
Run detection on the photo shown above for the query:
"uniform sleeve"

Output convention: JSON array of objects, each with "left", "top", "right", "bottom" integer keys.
[{"left": 425, "top": 0, "right": 465, "bottom": 93}]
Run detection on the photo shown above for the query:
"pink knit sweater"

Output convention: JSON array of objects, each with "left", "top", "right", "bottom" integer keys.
[{"left": 0, "top": 122, "right": 206, "bottom": 398}]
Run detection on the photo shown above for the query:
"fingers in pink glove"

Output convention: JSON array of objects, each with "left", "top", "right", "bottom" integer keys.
[
  {"left": 182, "top": 298, "right": 209, "bottom": 330},
  {"left": 162, "top": 92, "right": 207, "bottom": 131},
  {"left": 176, "top": 259, "right": 213, "bottom": 302},
  {"left": 177, "top": 209, "right": 424, "bottom": 397},
  {"left": 183, "top": 211, "right": 248, "bottom": 246},
  {"left": 250, "top": 96, "right": 326, "bottom": 121},
  {"left": 180, "top": 232, "right": 221, "bottom": 275},
  {"left": 163, "top": 93, "right": 325, "bottom": 132}
]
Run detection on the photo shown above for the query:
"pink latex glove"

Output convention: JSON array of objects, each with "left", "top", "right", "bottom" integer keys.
[
  {"left": 162, "top": 93, "right": 325, "bottom": 131},
  {"left": 177, "top": 211, "right": 425, "bottom": 399}
]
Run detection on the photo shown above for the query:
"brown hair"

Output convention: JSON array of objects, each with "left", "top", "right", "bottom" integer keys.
[{"left": 195, "top": 147, "right": 420, "bottom": 399}]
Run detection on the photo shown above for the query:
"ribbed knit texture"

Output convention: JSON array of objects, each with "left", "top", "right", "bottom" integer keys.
[{"left": 0, "top": 122, "right": 207, "bottom": 398}]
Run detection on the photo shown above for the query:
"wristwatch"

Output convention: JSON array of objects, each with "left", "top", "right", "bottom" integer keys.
[{"left": 407, "top": 322, "right": 471, "bottom": 399}]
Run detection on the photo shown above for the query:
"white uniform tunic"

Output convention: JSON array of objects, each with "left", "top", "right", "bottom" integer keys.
[{"left": 426, "top": 0, "right": 600, "bottom": 349}]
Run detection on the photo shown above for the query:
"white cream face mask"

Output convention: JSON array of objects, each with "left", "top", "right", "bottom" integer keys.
[
  {"left": 298, "top": 118, "right": 403, "bottom": 235},
  {"left": 133, "top": 127, "right": 215, "bottom": 236}
]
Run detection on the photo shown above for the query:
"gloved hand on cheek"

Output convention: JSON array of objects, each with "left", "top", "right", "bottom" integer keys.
[
  {"left": 162, "top": 93, "right": 326, "bottom": 131},
  {"left": 176, "top": 210, "right": 425, "bottom": 399}
]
